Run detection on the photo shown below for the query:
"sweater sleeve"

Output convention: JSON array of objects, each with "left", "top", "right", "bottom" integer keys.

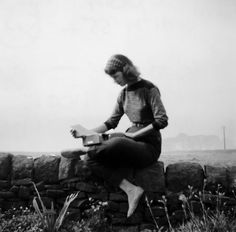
[
  {"left": 148, "top": 87, "right": 168, "bottom": 130},
  {"left": 104, "top": 90, "right": 125, "bottom": 130}
]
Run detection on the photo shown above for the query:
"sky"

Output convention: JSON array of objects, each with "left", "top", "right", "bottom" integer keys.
[{"left": 0, "top": 0, "right": 235, "bottom": 152}]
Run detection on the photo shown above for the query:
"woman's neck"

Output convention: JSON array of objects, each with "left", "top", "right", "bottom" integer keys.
[{"left": 127, "top": 76, "right": 142, "bottom": 87}]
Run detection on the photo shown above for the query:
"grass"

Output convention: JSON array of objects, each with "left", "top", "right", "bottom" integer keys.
[
  {"left": 145, "top": 181, "right": 236, "bottom": 232},
  {"left": 1, "top": 181, "right": 236, "bottom": 231}
]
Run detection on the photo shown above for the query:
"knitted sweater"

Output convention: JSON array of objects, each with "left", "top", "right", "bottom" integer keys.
[{"left": 104, "top": 78, "right": 168, "bottom": 149}]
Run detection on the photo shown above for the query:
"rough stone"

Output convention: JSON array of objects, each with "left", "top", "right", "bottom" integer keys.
[
  {"left": 140, "top": 224, "right": 157, "bottom": 232},
  {"left": 12, "top": 178, "right": 33, "bottom": 186},
  {"left": 31, "top": 181, "right": 45, "bottom": 192},
  {"left": 59, "top": 157, "right": 78, "bottom": 180},
  {"left": 202, "top": 193, "right": 231, "bottom": 206},
  {"left": 0, "top": 191, "right": 15, "bottom": 199},
  {"left": 106, "top": 201, "right": 120, "bottom": 212},
  {"left": 135, "top": 161, "right": 165, "bottom": 193},
  {"left": 166, "top": 162, "right": 204, "bottom": 192},
  {"left": 75, "top": 182, "right": 97, "bottom": 193},
  {"left": 0, "top": 153, "right": 12, "bottom": 180},
  {"left": 74, "top": 160, "right": 93, "bottom": 180},
  {"left": 170, "top": 210, "right": 185, "bottom": 225},
  {"left": 10, "top": 185, "right": 20, "bottom": 194},
  {"left": 87, "top": 191, "right": 108, "bottom": 201},
  {"left": 0, "top": 180, "right": 10, "bottom": 190},
  {"left": 204, "top": 165, "right": 228, "bottom": 192},
  {"left": 12, "top": 155, "right": 34, "bottom": 180},
  {"left": 227, "top": 166, "right": 236, "bottom": 190},
  {"left": 111, "top": 211, "right": 143, "bottom": 225},
  {"left": 2, "top": 199, "right": 28, "bottom": 210},
  {"left": 34, "top": 155, "right": 60, "bottom": 184},
  {"left": 0, "top": 198, "right": 4, "bottom": 208},
  {"left": 69, "top": 198, "right": 88, "bottom": 209},
  {"left": 119, "top": 202, "right": 129, "bottom": 213},
  {"left": 144, "top": 206, "right": 166, "bottom": 219},
  {"left": 112, "top": 226, "right": 139, "bottom": 232},
  {"left": 18, "top": 186, "right": 31, "bottom": 200},
  {"left": 190, "top": 200, "right": 203, "bottom": 215},
  {"left": 145, "top": 192, "right": 163, "bottom": 204},
  {"left": 46, "top": 189, "right": 66, "bottom": 198},
  {"left": 109, "top": 192, "right": 127, "bottom": 202},
  {"left": 166, "top": 192, "right": 183, "bottom": 213},
  {"left": 44, "top": 184, "right": 61, "bottom": 190},
  {"left": 33, "top": 196, "right": 54, "bottom": 209}
]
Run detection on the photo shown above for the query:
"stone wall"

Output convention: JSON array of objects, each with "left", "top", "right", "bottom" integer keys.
[{"left": 0, "top": 152, "right": 236, "bottom": 231}]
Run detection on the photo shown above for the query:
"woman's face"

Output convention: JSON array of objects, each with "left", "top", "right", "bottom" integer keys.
[{"left": 110, "top": 71, "right": 127, "bottom": 86}]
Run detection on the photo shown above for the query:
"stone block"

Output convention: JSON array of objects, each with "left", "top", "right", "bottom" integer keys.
[
  {"left": 34, "top": 155, "right": 60, "bottom": 184},
  {"left": 2, "top": 199, "right": 28, "bottom": 210},
  {"left": 166, "top": 192, "right": 182, "bottom": 213},
  {"left": 12, "top": 178, "right": 32, "bottom": 186},
  {"left": 202, "top": 193, "right": 231, "bottom": 206},
  {"left": 204, "top": 165, "right": 228, "bottom": 192},
  {"left": 0, "top": 191, "right": 15, "bottom": 199},
  {"left": 135, "top": 161, "right": 165, "bottom": 193},
  {"left": 0, "top": 198, "right": 4, "bottom": 208},
  {"left": 12, "top": 155, "right": 33, "bottom": 180},
  {"left": 170, "top": 210, "right": 185, "bottom": 225},
  {"left": 30, "top": 181, "right": 45, "bottom": 192},
  {"left": 112, "top": 226, "right": 139, "bottom": 232},
  {"left": 227, "top": 166, "right": 236, "bottom": 190},
  {"left": 69, "top": 198, "right": 88, "bottom": 209},
  {"left": 0, "top": 153, "right": 12, "bottom": 180},
  {"left": 44, "top": 184, "right": 61, "bottom": 190},
  {"left": 109, "top": 192, "right": 127, "bottom": 202},
  {"left": 59, "top": 157, "right": 78, "bottom": 180},
  {"left": 18, "top": 186, "right": 31, "bottom": 200},
  {"left": 75, "top": 182, "right": 97, "bottom": 193},
  {"left": 119, "top": 202, "right": 128, "bottom": 213},
  {"left": 74, "top": 160, "right": 93, "bottom": 180},
  {"left": 56, "top": 192, "right": 86, "bottom": 203},
  {"left": 33, "top": 196, "right": 54, "bottom": 209},
  {"left": 144, "top": 206, "right": 165, "bottom": 219},
  {"left": 87, "top": 191, "right": 108, "bottom": 201},
  {"left": 140, "top": 224, "right": 157, "bottom": 232},
  {"left": 10, "top": 185, "right": 20, "bottom": 194},
  {"left": 111, "top": 211, "right": 143, "bottom": 225},
  {"left": 46, "top": 189, "right": 66, "bottom": 198},
  {"left": 190, "top": 200, "right": 203, "bottom": 215},
  {"left": 0, "top": 180, "right": 10, "bottom": 190},
  {"left": 166, "top": 162, "right": 204, "bottom": 192},
  {"left": 106, "top": 201, "right": 120, "bottom": 212}
]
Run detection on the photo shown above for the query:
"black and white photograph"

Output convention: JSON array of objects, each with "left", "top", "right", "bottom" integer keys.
[{"left": 0, "top": 0, "right": 235, "bottom": 231}]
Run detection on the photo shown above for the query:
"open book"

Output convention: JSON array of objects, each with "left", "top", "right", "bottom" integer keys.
[
  {"left": 70, "top": 124, "right": 125, "bottom": 146},
  {"left": 71, "top": 124, "right": 98, "bottom": 137}
]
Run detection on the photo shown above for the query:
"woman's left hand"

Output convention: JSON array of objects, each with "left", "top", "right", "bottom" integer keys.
[{"left": 124, "top": 132, "right": 136, "bottom": 139}]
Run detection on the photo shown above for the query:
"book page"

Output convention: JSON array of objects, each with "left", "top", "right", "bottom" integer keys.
[{"left": 71, "top": 124, "right": 97, "bottom": 137}]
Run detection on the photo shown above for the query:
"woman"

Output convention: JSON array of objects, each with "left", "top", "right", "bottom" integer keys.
[{"left": 62, "top": 54, "right": 168, "bottom": 217}]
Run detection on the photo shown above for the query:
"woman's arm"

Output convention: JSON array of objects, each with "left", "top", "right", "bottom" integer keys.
[
  {"left": 91, "top": 123, "right": 109, "bottom": 133},
  {"left": 125, "top": 124, "right": 155, "bottom": 139}
]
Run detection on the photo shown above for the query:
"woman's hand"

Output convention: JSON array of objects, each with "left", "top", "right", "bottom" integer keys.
[{"left": 70, "top": 129, "right": 85, "bottom": 138}]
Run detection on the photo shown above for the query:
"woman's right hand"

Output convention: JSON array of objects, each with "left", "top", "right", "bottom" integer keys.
[{"left": 70, "top": 129, "right": 83, "bottom": 138}]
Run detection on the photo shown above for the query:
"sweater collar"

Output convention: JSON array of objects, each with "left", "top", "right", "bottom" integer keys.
[{"left": 126, "top": 79, "right": 144, "bottom": 91}]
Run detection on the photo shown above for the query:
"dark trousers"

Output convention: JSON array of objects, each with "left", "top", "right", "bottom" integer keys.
[{"left": 86, "top": 136, "right": 159, "bottom": 187}]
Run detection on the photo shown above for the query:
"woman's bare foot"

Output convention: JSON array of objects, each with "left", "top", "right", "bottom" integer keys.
[
  {"left": 127, "top": 186, "right": 144, "bottom": 217},
  {"left": 61, "top": 147, "right": 89, "bottom": 159}
]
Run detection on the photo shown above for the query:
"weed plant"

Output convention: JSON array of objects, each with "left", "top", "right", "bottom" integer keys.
[
  {"left": 145, "top": 180, "right": 236, "bottom": 232},
  {"left": 0, "top": 206, "right": 43, "bottom": 232}
]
